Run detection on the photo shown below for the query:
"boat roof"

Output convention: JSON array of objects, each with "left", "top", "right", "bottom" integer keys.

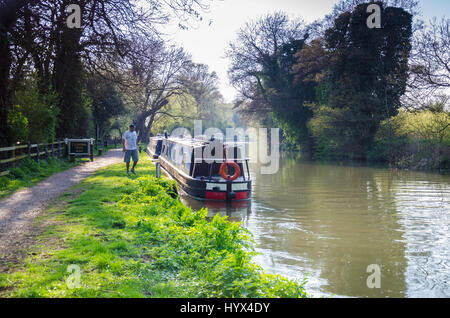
[{"left": 150, "top": 136, "right": 246, "bottom": 149}]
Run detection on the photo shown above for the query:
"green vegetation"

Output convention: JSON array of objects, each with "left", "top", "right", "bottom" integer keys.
[
  {"left": 93, "top": 144, "right": 119, "bottom": 157},
  {"left": 227, "top": 1, "right": 449, "bottom": 171},
  {"left": 1, "top": 0, "right": 237, "bottom": 148},
  {"left": 0, "top": 157, "right": 79, "bottom": 200},
  {"left": 228, "top": 3, "right": 413, "bottom": 159},
  {"left": 8, "top": 74, "right": 59, "bottom": 143},
  {"left": 0, "top": 156, "right": 308, "bottom": 298},
  {"left": 370, "top": 110, "right": 450, "bottom": 170},
  {"left": 310, "top": 107, "right": 450, "bottom": 171}
]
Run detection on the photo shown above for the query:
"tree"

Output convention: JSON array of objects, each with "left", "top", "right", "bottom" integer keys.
[
  {"left": 86, "top": 73, "right": 125, "bottom": 140},
  {"left": 0, "top": 0, "right": 28, "bottom": 146},
  {"left": 325, "top": 0, "right": 419, "bottom": 24},
  {"left": 405, "top": 18, "right": 450, "bottom": 110},
  {"left": 226, "top": 12, "right": 314, "bottom": 153},
  {"left": 320, "top": 2, "right": 413, "bottom": 159},
  {"left": 1, "top": 0, "right": 213, "bottom": 144},
  {"left": 178, "top": 62, "right": 230, "bottom": 128},
  {"left": 120, "top": 38, "right": 191, "bottom": 142}
]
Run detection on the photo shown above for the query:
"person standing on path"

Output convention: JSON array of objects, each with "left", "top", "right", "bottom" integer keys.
[{"left": 122, "top": 124, "right": 139, "bottom": 175}]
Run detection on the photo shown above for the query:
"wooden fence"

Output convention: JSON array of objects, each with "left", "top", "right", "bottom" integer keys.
[
  {"left": 0, "top": 137, "right": 122, "bottom": 177},
  {"left": 0, "top": 141, "right": 66, "bottom": 177}
]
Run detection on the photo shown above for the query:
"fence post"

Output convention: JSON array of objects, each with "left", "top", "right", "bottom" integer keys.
[
  {"left": 11, "top": 145, "right": 16, "bottom": 168},
  {"left": 27, "top": 141, "right": 31, "bottom": 158},
  {"left": 51, "top": 141, "right": 54, "bottom": 158},
  {"left": 36, "top": 143, "right": 40, "bottom": 165},
  {"left": 156, "top": 162, "right": 161, "bottom": 178},
  {"left": 90, "top": 140, "right": 94, "bottom": 162},
  {"left": 58, "top": 140, "right": 62, "bottom": 158},
  {"left": 44, "top": 144, "right": 48, "bottom": 160}
]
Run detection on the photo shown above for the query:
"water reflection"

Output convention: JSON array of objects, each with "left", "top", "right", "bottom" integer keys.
[
  {"left": 181, "top": 157, "right": 450, "bottom": 298},
  {"left": 180, "top": 194, "right": 252, "bottom": 223}
]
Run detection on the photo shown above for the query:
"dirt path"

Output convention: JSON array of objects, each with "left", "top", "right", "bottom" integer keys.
[{"left": 0, "top": 149, "right": 123, "bottom": 270}]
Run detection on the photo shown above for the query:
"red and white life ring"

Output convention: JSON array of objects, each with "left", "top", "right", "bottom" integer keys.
[{"left": 219, "top": 161, "right": 241, "bottom": 181}]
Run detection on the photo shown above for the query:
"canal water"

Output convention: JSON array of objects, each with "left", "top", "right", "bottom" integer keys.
[{"left": 181, "top": 156, "right": 450, "bottom": 298}]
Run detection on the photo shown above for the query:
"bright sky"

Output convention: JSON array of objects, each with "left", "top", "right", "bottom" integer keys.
[{"left": 165, "top": 0, "right": 450, "bottom": 102}]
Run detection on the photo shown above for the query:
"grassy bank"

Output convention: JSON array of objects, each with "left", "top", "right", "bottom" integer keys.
[
  {"left": 307, "top": 108, "right": 450, "bottom": 172},
  {"left": 0, "top": 155, "right": 308, "bottom": 298}
]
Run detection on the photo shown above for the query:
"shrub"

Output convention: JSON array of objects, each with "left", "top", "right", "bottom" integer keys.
[
  {"left": 21, "top": 158, "right": 40, "bottom": 173},
  {"left": 13, "top": 73, "right": 58, "bottom": 143},
  {"left": 116, "top": 175, "right": 309, "bottom": 298},
  {"left": 374, "top": 110, "right": 450, "bottom": 170},
  {"left": 0, "top": 176, "right": 9, "bottom": 188},
  {"left": 9, "top": 167, "right": 27, "bottom": 180},
  {"left": 440, "top": 155, "right": 450, "bottom": 171}
]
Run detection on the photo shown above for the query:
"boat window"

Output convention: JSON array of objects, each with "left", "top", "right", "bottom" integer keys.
[{"left": 193, "top": 161, "right": 245, "bottom": 179}]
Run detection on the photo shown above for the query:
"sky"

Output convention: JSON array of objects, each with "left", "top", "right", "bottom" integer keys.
[{"left": 164, "top": 0, "right": 450, "bottom": 103}]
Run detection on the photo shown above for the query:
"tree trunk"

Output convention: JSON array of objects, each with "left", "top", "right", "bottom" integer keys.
[
  {"left": 139, "top": 127, "right": 150, "bottom": 144},
  {"left": 139, "top": 113, "right": 155, "bottom": 143},
  {"left": 135, "top": 112, "right": 147, "bottom": 143},
  {"left": 53, "top": 1, "right": 85, "bottom": 138},
  {"left": 0, "top": 0, "right": 28, "bottom": 146},
  {"left": 135, "top": 110, "right": 156, "bottom": 143},
  {"left": 0, "top": 31, "right": 12, "bottom": 146}
]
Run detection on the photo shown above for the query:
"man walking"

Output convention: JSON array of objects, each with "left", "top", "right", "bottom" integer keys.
[{"left": 122, "top": 124, "right": 139, "bottom": 175}]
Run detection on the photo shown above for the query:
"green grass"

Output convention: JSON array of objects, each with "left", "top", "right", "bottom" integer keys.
[
  {"left": 0, "top": 155, "right": 308, "bottom": 298},
  {"left": 93, "top": 143, "right": 121, "bottom": 156}
]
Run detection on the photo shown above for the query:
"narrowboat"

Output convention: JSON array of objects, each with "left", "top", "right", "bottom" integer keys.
[{"left": 147, "top": 135, "right": 251, "bottom": 202}]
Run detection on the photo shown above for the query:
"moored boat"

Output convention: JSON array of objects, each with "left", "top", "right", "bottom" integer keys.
[{"left": 148, "top": 135, "right": 251, "bottom": 202}]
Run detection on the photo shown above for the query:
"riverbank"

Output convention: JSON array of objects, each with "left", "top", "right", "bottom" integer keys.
[
  {"left": 286, "top": 147, "right": 450, "bottom": 175},
  {"left": 303, "top": 109, "right": 450, "bottom": 174},
  {"left": 0, "top": 155, "right": 308, "bottom": 298}
]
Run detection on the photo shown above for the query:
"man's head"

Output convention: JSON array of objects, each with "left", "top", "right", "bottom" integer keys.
[{"left": 129, "top": 124, "right": 135, "bottom": 132}]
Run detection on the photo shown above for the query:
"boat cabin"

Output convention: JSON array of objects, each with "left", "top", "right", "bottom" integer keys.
[{"left": 148, "top": 136, "right": 251, "bottom": 201}]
